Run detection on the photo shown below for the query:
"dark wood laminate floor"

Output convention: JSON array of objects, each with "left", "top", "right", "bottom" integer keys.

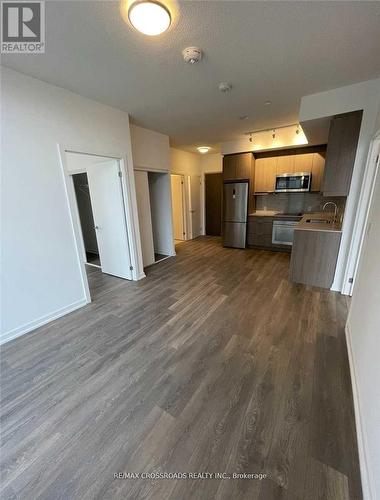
[{"left": 0, "top": 237, "right": 361, "bottom": 500}]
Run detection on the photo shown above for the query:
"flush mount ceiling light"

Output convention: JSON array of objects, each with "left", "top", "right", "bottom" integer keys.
[
  {"left": 197, "top": 146, "right": 211, "bottom": 154},
  {"left": 128, "top": 1, "right": 171, "bottom": 36}
]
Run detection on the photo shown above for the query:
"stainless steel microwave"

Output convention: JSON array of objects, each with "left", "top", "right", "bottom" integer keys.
[{"left": 275, "top": 172, "right": 311, "bottom": 193}]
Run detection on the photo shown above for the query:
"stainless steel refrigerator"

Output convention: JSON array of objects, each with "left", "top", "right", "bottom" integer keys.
[{"left": 222, "top": 182, "right": 248, "bottom": 248}]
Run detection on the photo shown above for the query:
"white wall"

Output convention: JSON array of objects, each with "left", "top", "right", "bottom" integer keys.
[
  {"left": 170, "top": 150, "right": 223, "bottom": 238},
  {"left": 346, "top": 139, "right": 380, "bottom": 499},
  {"left": 170, "top": 148, "right": 201, "bottom": 176},
  {"left": 200, "top": 153, "right": 223, "bottom": 174},
  {"left": 1, "top": 67, "right": 140, "bottom": 343},
  {"left": 375, "top": 105, "right": 380, "bottom": 132},
  {"left": 299, "top": 78, "right": 380, "bottom": 293},
  {"left": 170, "top": 148, "right": 201, "bottom": 238},
  {"left": 130, "top": 124, "right": 170, "bottom": 171},
  {"left": 134, "top": 171, "right": 155, "bottom": 267}
]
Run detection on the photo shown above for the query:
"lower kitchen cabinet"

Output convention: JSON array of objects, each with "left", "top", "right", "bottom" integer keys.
[
  {"left": 247, "top": 216, "right": 290, "bottom": 252},
  {"left": 247, "top": 232, "right": 273, "bottom": 247},
  {"left": 290, "top": 229, "right": 341, "bottom": 288}
]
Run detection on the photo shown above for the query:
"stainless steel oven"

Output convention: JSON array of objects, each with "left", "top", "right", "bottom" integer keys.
[
  {"left": 275, "top": 172, "right": 311, "bottom": 193},
  {"left": 272, "top": 220, "right": 298, "bottom": 246}
]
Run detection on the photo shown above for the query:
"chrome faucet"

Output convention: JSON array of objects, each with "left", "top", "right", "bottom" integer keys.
[{"left": 322, "top": 202, "right": 338, "bottom": 222}]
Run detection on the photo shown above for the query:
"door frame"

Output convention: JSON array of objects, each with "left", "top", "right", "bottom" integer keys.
[
  {"left": 202, "top": 170, "right": 223, "bottom": 236},
  {"left": 342, "top": 129, "right": 380, "bottom": 295},
  {"left": 171, "top": 172, "right": 189, "bottom": 240},
  {"left": 188, "top": 174, "right": 202, "bottom": 239},
  {"left": 58, "top": 145, "right": 145, "bottom": 304}
]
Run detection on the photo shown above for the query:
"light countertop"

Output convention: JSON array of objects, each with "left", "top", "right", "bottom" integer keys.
[
  {"left": 248, "top": 210, "right": 278, "bottom": 217},
  {"left": 295, "top": 212, "right": 342, "bottom": 233},
  {"left": 249, "top": 210, "right": 303, "bottom": 219}
]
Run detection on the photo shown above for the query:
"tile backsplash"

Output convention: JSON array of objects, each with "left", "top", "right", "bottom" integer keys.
[{"left": 255, "top": 193, "right": 346, "bottom": 217}]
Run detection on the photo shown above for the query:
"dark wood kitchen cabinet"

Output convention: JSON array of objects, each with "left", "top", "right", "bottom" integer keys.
[
  {"left": 222, "top": 155, "right": 236, "bottom": 181},
  {"left": 236, "top": 152, "right": 252, "bottom": 179},
  {"left": 310, "top": 152, "right": 325, "bottom": 192},
  {"left": 247, "top": 216, "right": 290, "bottom": 252},
  {"left": 290, "top": 229, "right": 342, "bottom": 288},
  {"left": 223, "top": 153, "right": 252, "bottom": 181},
  {"left": 322, "top": 110, "right": 363, "bottom": 197},
  {"left": 247, "top": 217, "right": 274, "bottom": 248}
]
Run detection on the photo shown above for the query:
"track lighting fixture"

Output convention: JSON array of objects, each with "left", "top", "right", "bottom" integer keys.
[{"left": 244, "top": 123, "right": 307, "bottom": 149}]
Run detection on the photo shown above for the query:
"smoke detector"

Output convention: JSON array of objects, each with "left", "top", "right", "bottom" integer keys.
[
  {"left": 219, "top": 82, "right": 232, "bottom": 92},
  {"left": 182, "top": 47, "right": 202, "bottom": 64}
]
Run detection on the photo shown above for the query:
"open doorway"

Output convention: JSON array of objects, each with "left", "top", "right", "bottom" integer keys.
[
  {"left": 171, "top": 173, "right": 202, "bottom": 245},
  {"left": 72, "top": 173, "right": 101, "bottom": 267},
  {"left": 134, "top": 170, "right": 174, "bottom": 268},
  {"left": 64, "top": 151, "right": 134, "bottom": 302}
]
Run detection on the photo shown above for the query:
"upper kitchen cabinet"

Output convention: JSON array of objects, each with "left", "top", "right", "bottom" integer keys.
[
  {"left": 276, "top": 155, "right": 294, "bottom": 175},
  {"left": 223, "top": 153, "right": 252, "bottom": 181},
  {"left": 294, "top": 153, "right": 313, "bottom": 173},
  {"left": 223, "top": 155, "right": 237, "bottom": 181},
  {"left": 310, "top": 152, "right": 325, "bottom": 192},
  {"left": 236, "top": 153, "right": 252, "bottom": 179},
  {"left": 254, "top": 157, "right": 276, "bottom": 193},
  {"left": 322, "top": 110, "right": 363, "bottom": 197}
]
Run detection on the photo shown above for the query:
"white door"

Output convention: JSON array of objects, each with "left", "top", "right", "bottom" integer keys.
[
  {"left": 171, "top": 175, "right": 185, "bottom": 240},
  {"left": 86, "top": 160, "right": 132, "bottom": 279},
  {"left": 190, "top": 175, "right": 201, "bottom": 238}
]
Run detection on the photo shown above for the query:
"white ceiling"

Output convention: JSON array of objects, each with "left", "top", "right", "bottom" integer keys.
[{"left": 3, "top": 1, "right": 380, "bottom": 152}]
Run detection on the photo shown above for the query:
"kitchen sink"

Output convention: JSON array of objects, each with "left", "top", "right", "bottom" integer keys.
[{"left": 305, "top": 218, "right": 333, "bottom": 224}]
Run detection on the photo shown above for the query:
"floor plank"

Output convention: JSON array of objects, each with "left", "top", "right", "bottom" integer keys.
[{"left": 0, "top": 237, "right": 362, "bottom": 499}]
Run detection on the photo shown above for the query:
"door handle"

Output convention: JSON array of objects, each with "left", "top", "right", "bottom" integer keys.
[{"left": 94, "top": 225, "right": 100, "bottom": 230}]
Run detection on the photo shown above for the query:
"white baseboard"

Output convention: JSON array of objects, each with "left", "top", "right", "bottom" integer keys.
[
  {"left": 0, "top": 299, "right": 88, "bottom": 345},
  {"left": 345, "top": 323, "right": 375, "bottom": 500}
]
